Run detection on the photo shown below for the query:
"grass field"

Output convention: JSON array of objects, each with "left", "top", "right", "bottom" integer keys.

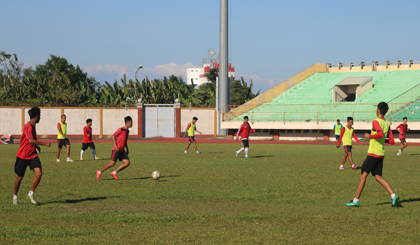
[{"left": 1, "top": 141, "right": 420, "bottom": 244}]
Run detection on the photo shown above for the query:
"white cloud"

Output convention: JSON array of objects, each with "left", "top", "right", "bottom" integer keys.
[{"left": 82, "top": 62, "right": 199, "bottom": 83}]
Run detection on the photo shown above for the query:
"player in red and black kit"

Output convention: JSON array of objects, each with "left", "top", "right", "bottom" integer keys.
[
  {"left": 396, "top": 117, "right": 410, "bottom": 156},
  {"left": 13, "top": 107, "right": 51, "bottom": 205},
  {"left": 80, "top": 118, "right": 99, "bottom": 160},
  {"left": 96, "top": 116, "right": 132, "bottom": 180},
  {"left": 235, "top": 116, "right": 255, "bottom": 158}
]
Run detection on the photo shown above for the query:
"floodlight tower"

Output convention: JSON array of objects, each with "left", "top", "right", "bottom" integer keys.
[{"left": 218, "top": 0, "right": 230, "bottom": 136}]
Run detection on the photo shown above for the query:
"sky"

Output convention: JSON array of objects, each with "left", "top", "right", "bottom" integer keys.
[{"left": 2, "top": 0, "right": 420, "bottom": 93}]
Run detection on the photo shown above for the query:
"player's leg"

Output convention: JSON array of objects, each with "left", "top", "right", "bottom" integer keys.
[
  {"left": 91, "top": 143, "right": 98, "bottom": 159},
  {"left": 372, "top": 159, "right": 399, "bottom": 206},
  {"left": 346, "top": 156, "right": 371, "bottom": 207},
  {"left": 245, "top": 147, "right": 249, "bottom": 158},
  {"left": 193, "top": 141, "right": 198, "bottom": 152},
  {"left": 340, "top": 152, "right": 348, "bottom": 169},
  {"left": 97, "top": 151, "right": 118, "bottom": 180},
  {"left": 355, "top": 172, "right": 368, "bottom": 199},
  {"left": 56, "top": 140, "right": 62, "bottom": 162},
  {"left": 81, "top": 143, "right": 87, "bottom": 160},
  {"left": 115, "top": 159, "right": 130, "bottom": 173},
  {"left": 66, "top": 140, "right": 72, "bottom": 162},
  {"left": 27, "top": 158, "right": 43, "bottom": 204},
  {"left": 100, "top": 161, "right": 116, "bottom": 172},
  {"left": 347, "top": 152, "right": 358, "bottom": 169}
]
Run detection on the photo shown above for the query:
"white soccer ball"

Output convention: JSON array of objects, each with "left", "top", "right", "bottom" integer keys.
[{"left": 152, "top": 171, "right": 161, "bottom": 180}]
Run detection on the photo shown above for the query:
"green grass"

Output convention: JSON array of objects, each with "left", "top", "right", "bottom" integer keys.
[{"left": 1, "top": 142, "right": 420, "bottom": 244}]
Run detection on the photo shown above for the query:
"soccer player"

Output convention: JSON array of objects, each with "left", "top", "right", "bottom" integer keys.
[
  {"left": 336, "top": 117, "right": 360, "bottom": 170},
  {"left": 184, "top": 117, "right": 202, "bottom": 154},
  {"left": 332, "top": 119, "right": 343, "bottom": 141},
  {"left": 235, "top": 116, "right": 255, "bottom": 158},
  {"left": 346, "top": 102, "right": 399, "bottom": 207},
  {"left": 80, "top": 118, "right": 99, "bottom": 160},
  {"left": 56, "top": 114, "right": 73, "bottom": 162},
  {"left": 13, "top": 107, "right": 51, "bottom": 205},
  {"left": 396, "top": 117, "right": 410, "bottom": 156},
  {"left": 96, "top": 116, "right": 133, "bottom": 180}
]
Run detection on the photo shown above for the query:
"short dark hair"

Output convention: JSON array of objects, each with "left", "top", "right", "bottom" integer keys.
[
  {"left": 347, "top": 117, "right": 353, "bottom": 122},
  {"left": 377, "top": 102, "right": 389, "bottom": 116},
  {"left": 403, "top": 117, "right": 407, "bottom": 120},
  {"left": 244, "top": 116, "right": 249, "bottom": 119},
  {"left": 193, "top": 117, "right": 198, "bottom": 120},
  {"left": 337, "top": 119, "right": 340, "bottom": 122},
  {"left": 28, "top": 107, "right": 40, "bottom": 119},
  {"left": 124, "top": 116, "right": 132, "bottom": 124},
  {"left": 86, "top": 118, "right": 92, "bottom": 124},
  {"left": 61, "top": 114, "right": 66, "bottom": 118}
]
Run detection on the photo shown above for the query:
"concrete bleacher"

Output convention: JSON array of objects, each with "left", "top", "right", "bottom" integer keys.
[{"left": 231, "top": 70, "right": 420, "bottom": 123}]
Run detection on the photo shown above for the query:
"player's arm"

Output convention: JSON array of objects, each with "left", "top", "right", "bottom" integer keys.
[
  {"left": 249, "top": 124, "right": 255, "bottom": 133},
  {"left": 195, "top": 126, "right": 202, "bottom": 135},
  {"left": 396, "top": 125, "right": 402, "bottom": 135},
  {"left": 365, "top": 121, "right": 384, "bottom": 139},
  {"left": 85, "top": 127, "right": 90, "bottom": 138},
  {"left": 57, "top": 123, "right": 66, "bottom": 138},
  {"left": 337, "top": 127, "right": 345, "bottom": 147},
  {"left": 353, "top": 131, "right": 361, "bottom": 144},
  {"left": 125, "top": 144, "right": 129, "bottom": 155},
  {"left": 184, "top": 123, "right": 191, "bottom": 137},
  {"left": 236, "top": 125, "right": 242, "bottom": 141},
  {"left": 386, "top": 128, "right": 395, "bottom": 145},
  {"left": 112, "top": 135, "right": 119, "bottom": 151},
  {"left": 27, "top": 127, "right": 50, "bottom": 147}
]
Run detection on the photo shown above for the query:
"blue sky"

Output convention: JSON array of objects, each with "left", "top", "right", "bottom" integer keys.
[{"left": 2, "top": 0, "right": 420, "bottom": 93}]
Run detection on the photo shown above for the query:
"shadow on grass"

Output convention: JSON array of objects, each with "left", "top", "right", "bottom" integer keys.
[
  {"left": 41, "top": 196, "right": 114, "bottom": 205},
  {"left": 410, "top": 154, "right": 420, "bottom": 156},
  {"left": 103, "top": 174, "right": 181, "bottom": 181},
  {"left": 252, "top": 155, "right": 274, "bottom": 158},
  {"left": 376, "top": 197, "right": 420, "bottom": 207}
]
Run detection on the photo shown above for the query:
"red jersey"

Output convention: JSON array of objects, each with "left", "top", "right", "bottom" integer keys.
[
  {"left": 17, "top": 122, "right": 38, "bottom": 160},
  {"left": 112, "top": 127, "right": 129, "bottom": 152},
  {"left": 396, "top": 123, "right": 408, "bottom": 139},
  {"left": 236, "top": 122, "right": 254, "bottom": 140},
  {"left": 83, "top": 126, "right": 93, "bottom": 143}
]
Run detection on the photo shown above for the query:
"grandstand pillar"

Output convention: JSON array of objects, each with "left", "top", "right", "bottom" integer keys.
[
  {"left": 175, "top": 103, "right": 181, "bottom": 137},
  {"left": 273, "top": 129, "right": 279, "bottom": 140},
  {"left": 137, "top": 103, "right": 143, "bottom": 138},
  {"left": 228, "top": 129, "right": 234, "bottom": 140},
  {"left": 323, "top": 130, "right": 330, "bottom": 141}
]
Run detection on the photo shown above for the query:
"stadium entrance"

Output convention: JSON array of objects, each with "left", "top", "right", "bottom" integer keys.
[{"left": 332, "top": 77, "right": 372, "bottom": 102}]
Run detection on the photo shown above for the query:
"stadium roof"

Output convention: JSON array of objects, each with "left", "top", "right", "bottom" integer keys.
[{"left": 336, "top": 76, "right": 372, "bottom": 86}]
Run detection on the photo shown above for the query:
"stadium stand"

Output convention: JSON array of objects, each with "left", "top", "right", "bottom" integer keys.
[{"left": 229, "top": 70, "right": 420, "bottom": 123}]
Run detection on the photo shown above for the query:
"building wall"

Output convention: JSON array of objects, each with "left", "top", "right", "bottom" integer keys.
[
  {"left": 102, "top": 108, "right": 138, "bottom": 136},
  {"left": 63, "top": 108, "right": 101, "bottom": 135},
  {"left": 24, "top": 108, "right": 61, "bottom": 137},
  {"left": 181, "top": 108, "right": 215, "bottom": 136},
  {"left": 0, "top": 108, "right": 23, "bottom": 135}
]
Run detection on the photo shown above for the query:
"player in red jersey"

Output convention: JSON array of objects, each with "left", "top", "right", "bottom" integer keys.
[
  {"left": 396, "top": 117, "right": 410, "bottom": 156},
  {"left": 96, "top": 116, "right": 132, "bottom": 180},
  {"left": 80, "top": 118, "right": 99, "bottom": 160},
  {"left": 235, "top": 116, "right": 255, "bottom": 158},
  {"left": 13, "top": 107, "right": 51, "bottom": 205},
  {"left": 336, "top": 117, "right": 361, "bottom": 170}
]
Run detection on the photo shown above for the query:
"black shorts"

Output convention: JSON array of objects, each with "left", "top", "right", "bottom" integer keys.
[
  {"left": 188, "top": 136, "right": 195, "bottom": 143},
  {"left": 14, "top": 156, "right": 42, "bottom": 177},
  {"left": 344, "top": 145, "right": 352, "bottom": 153},
  {"left": 400, "top": 138, "right": 406, "bottom": 144},
  {"left": 110, "top": 150, "right": 129, "bottom": 162},
  {"left": 361, "top": 156, "right": 383, "bottom": 176},
  {"left": 82, "top": 142, "right": 96, "bottom": 150},
  {"left": 335, "top": 135, "right": 340, "bottom": 140},
  {"left": 242, "top": 139, "right": 249, "bottom": 147},
  {"left": 58, "top": 139, "right": 70, "bottom": 149}
]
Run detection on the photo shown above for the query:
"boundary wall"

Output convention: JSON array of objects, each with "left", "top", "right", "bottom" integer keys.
[{"left": 0, "top": 105, "right": 217, "bottom": 139}]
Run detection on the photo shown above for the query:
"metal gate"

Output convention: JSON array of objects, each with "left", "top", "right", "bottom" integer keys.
[{"left": 144, "top": 104, "right": 175, "bottom": 138}]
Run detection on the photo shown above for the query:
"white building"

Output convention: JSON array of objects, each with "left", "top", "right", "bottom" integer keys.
[{"left": 186, "top": 62, "right": 235, "bottom": 87}]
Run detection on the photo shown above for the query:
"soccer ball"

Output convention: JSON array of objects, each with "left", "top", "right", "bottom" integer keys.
[{"left": 152, "top": 171, "right": 161, "bottom": 180}]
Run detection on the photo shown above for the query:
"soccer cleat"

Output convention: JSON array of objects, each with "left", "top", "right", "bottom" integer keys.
[
  {"left": 345, "top": 200, "right": 359, "bottom": 207},
  {"left": 94, "top": 157, "right": 100, "bottom": 160},
  {"left": 245, "top": 156, "right": 249, "bottom": 158},
  {"left": 67, "top": 159, "right": 73, "bottom": 163},
  {"left": 340, "top": 166, "right": 345, "bottom": 170},
  {"left": 352, "top": 165, "right": 359, "bottom": 170},
  {"left": 13, "top": 199, "right": 18, "bottom": 205},
  {"left": 96, "top": 171, "right": 101, "bottom": 181},
  {"left": 236, "top": 151, "right": 239, "bottom": 157},
  {"left": 392, "top": 195, "right": 399, "bottom": 207},
  {"left": 80, "top": 158, "right": 84, "bottom": 161},
  {"left": 196, "top": 151, "right": 201, "bottom": 154},
  {"left": 184, "top": 151, "right": 188, "bottom": 154},
  {"left": 27, "top": 195, "right": 37, "bottom": 204},
  {"left": 56, "top": 159, "right": 60, "bottom": 163},
  {"left": 397, "top": 152, "right": 401, "bottom": 156},
  {"left": 111, "top": 172, "right": 119, "bottom": 180}
]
